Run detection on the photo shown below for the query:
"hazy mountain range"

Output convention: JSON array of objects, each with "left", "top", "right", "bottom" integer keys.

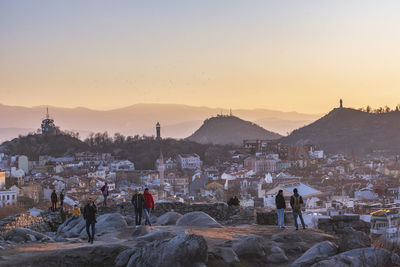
[{"left": 0, "top": 103, "right": 318, "bottom": 142}]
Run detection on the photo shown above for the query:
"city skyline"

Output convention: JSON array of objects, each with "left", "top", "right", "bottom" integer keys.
[{"left": 2, "top": 1, "right": 400, "bottom": 113}]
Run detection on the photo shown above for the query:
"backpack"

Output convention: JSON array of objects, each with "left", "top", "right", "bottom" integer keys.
[{"left": 293, "top": 196, "right": 301, "bottom": 210}]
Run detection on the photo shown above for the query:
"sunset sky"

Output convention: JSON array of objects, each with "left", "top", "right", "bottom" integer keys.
[{"left": 1, "top": 0, "right": 400, "bottom": 113}]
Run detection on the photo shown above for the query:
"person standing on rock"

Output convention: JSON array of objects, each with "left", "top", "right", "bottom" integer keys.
[
  {"left": 143, "top": 188, "right": 155, "bottom": 226},
  {"left": 275, "top": 189, "right": 286, "bottom": 229},
  {"left": 83, "top": 198, "right": 97, "bottom": 244},
  {"left": 60, "top": 189, "right": 65, "bottom": 210},
  {"left": 290, "top": 188, "right": 306, "bottom": 230},
  {"left": 51, "top": 189, "right": 58, "bottom": 212},
  {"left": 101, "top": 182, "right": 109, "bottom": 206},
  {"left": 132, "top": 188, "right": 145, "bottom": 226}
]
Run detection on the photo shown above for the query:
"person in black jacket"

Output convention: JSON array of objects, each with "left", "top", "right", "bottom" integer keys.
[
  {"left": 60, "top": 189, "right": 65, "bottom": 210},
  {"left": 131, "top": 188, "right": 145, "bottom": 226},
  {"left": 83, "top": 198, "right": 97, "bottom": 244},
  {"left": 290, "top": 188, "right": 306, "bottom": 230},
  {"left": 51, "top": 190, "right": 58, "bottom": 211},
  {"left": 275, "top": 190, "right": 286, "bottom": 229}
]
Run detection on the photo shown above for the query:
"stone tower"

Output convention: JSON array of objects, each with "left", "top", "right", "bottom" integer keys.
[
  {"left": 340, "top": 99, "right": 343, "bottom": 109},
  {"left": 156, "top": 122, "right": 161, "bottom": 140}
]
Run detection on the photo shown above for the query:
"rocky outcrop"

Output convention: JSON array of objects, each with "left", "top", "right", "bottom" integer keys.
[
  {"left": 312, "top": 247, "right": 400, "bottom": 267},
  {"left": 3, "top": 228, "right": 53, "bottom": 243},
  {"left": 267, "top": 246, "right": 289, "bottom": 263},
  {"left": 156, "top": 211, "right": 182, "bottom": 225},
  {"left": 127, "top": 234, "right": 208, "bottom": 267},
  {"left": 176, "top": 211, "right": 222, "bottom": 228},
  {"left": 291, "top": 241, "right": 338, "bottom": 266}
]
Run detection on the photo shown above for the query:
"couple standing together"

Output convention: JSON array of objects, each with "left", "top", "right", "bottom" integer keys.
[
  {"left": 131, "top": 188, "right": 155, "bottom": 226},
  {"left": 275, "top": 188, "right": 306, "bottom": 230}
]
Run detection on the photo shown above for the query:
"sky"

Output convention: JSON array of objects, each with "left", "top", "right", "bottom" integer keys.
[{"left": 1, "top": 0, "right": 400, "bottom": 114}]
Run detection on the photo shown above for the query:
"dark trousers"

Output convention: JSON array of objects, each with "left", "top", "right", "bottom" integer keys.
[
  {"left": 86, "top": 221, "right": 96, "bottom": 239},
  {"left": 103, "top": 194, "right": 107, "bottom": 206},
  {"left": 293, "top": 209, "right": 306, "bottom": 229},
  {"left": 135, "top": 208, "right": 143, "bottom": 225},
  {"left": 51, "top": 201, "right": 57, "bottom": 211}
]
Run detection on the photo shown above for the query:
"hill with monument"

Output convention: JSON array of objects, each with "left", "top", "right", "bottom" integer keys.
[
  {"left": 282, "top": 100, "right": 400, "bottom": 155},
  {"left": 186, "top": 115, "right": 282, "bottom": 145}
]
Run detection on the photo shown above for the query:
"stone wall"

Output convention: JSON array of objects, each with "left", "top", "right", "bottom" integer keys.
[
  {"left": 318, "top": 214, "right": 370, "bottom": 234},
  {"left": 256, "top": 211, "right": 294, "bottom": 225},
  {"left": 0, "top": 211, "right": 65, "bottom": 235},
  {"left": 98, "top": 202, "right": 255, "bottom": 225}
]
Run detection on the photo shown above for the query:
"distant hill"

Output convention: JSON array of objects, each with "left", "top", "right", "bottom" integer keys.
[
  {"left": 0, "top": 103, "right": 318, "bottom": 141},
  {"left": 281, "top": 108, "right": 400, "bottom": 155},
  {"left": 0, "top": 133, "right": 89, "bottom": 160},
  {"left": 186, "top": 115, "right": 282, "bottom": 145}
]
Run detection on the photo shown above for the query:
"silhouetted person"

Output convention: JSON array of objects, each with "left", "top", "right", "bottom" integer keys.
[
  {"left": 132, "top": 188, "right": 145, "bottom": 226},
  {"left": 51, "top": 189, "right": 58, "bottom": 211},
  {"left": 60, "top": 189, "right": 65, "bottom": 209},
  {"left": 290, "top": 188, "right": 306, "bottom": 230},
  {"left": 275, "top": 189, "right": 286, "bottom": 229},
  {"left": 83, "top": 198, "right": 97, "bottom": 244}
]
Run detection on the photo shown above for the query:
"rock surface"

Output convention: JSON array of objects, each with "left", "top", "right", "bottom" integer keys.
[
  {"left": 232, "top": 234, "right": 265, "bottom": 257},
  {"left": 267, "top": 246, "right": 289, "bottom": 263},
  {"left": 176, "top": 211, "right": 222, "bottom": 228},
  {"left": 127, "top": 233, "right": 208, "bottom": 267},
  {"left": 291, "top": 240, "right": 338, "bottom": 266},
  {"left": 337, "top": 227, "right": 371, "bottom": 252},
  {"left": 312, "top": 247, "right": 400, "bottom": 267},
  {"left": 4, "top": 228, "right": 53, "bottom": 243},
  {"left": 156, "top": 211, "right": 182, "bottom": 225}
]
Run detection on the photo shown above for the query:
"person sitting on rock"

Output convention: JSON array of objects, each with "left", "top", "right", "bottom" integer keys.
[
  {"left": 275, "top": 189, "right": 286, "bottom": 229},
  {"left": 232, "top": 196, "right": 240, "bottom": 206},
  {"left": 51, "top": 189, "right": 58, "bottom": 212},
  {"left": 290, "top": 188, "right": 306, "bottom": 230},
  {"left": 132, "top": 188, "right": 145, "bottom": 226},
  {"left": 143, "top": 188, "right": 155, "bottom": 226},
  {"left": 65, "top": 204, "right": 81, "bottom": 226},
  {"left": 83, "top": 198, "right": 97, "bottom": 244}
]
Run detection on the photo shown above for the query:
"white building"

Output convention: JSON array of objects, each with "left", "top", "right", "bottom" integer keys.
[
  {"left": 111, "top": 160, "right": 135, "bottom": 172},
  {"left": 18, "top": 155, "right": 29, "bottom": 175},
  {"left": 0, "top": 190, "right": 17, "bottom": 207},
  {"left": 178, "top": 154, "right": 202, "bottom": 170}
]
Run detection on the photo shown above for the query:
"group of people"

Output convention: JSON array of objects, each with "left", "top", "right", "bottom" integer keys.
[
  {"left": 50, "top": 189, "right": 64, "bottom": 212},
  {"left": 227, "top": 196, "right": 240, "bottom": 206},
  {"left": 59, "top": 187, "right": 155, "bottom": 244},
  {"left": 275, "top": 188, "right": 306, "bottom": 230}
]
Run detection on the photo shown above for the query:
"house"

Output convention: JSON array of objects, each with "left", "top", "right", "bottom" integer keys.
[
  {"left": 111, "top": 160, "right": 135, "bottom": 172},
  {"left": 244, "top": 155, "right": 278, "bottom": 173},
  {"left": 189, "top": 173, "right": 209, "bottom": 196},
  {"left": 0, "top": 189, "right": 17, "bottom": 207},
  {"left": 177, "top": 154, "right": 202, "bottom": 170}
]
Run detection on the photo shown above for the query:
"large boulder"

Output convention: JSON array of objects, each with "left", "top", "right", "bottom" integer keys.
[
  {"left": 176, "top": 211, "right": 222, "bottom": 228},
  {"left": 4, "top": 228, "right": 53, "bottom": 243},
  {"left": 291, "top": 241, "right": 338, "bottom": 266},
  {"left": 156, "top": 212, "right": 182, "bottom": 225},
  {"left": 79, "top": 213, "right": 127, "bottom": 238},
  {"left": 217, "top": 247, "right": 239, "bottom": 264},
  {"left": 337, "top": 227, "right": 371, "bottom": 252},
  {"left": 134, "top": 229, "right": 176, "bottom": 242},
  {"left": 267, "top": 246, "right": 288, "bottom": 263},
  {"left": 312, "top": 247, "right": 400, "bottom": 267},
  {"left": 232, "top": 234, "right": 265, "bottom": 257},
  {"left": 127, "top": 234, "right": 208, "bottom": 267}
]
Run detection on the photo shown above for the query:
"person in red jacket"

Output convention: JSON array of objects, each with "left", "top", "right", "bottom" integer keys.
[{"left": 143, "top": 188, "right": 155, "bottom": 226}]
